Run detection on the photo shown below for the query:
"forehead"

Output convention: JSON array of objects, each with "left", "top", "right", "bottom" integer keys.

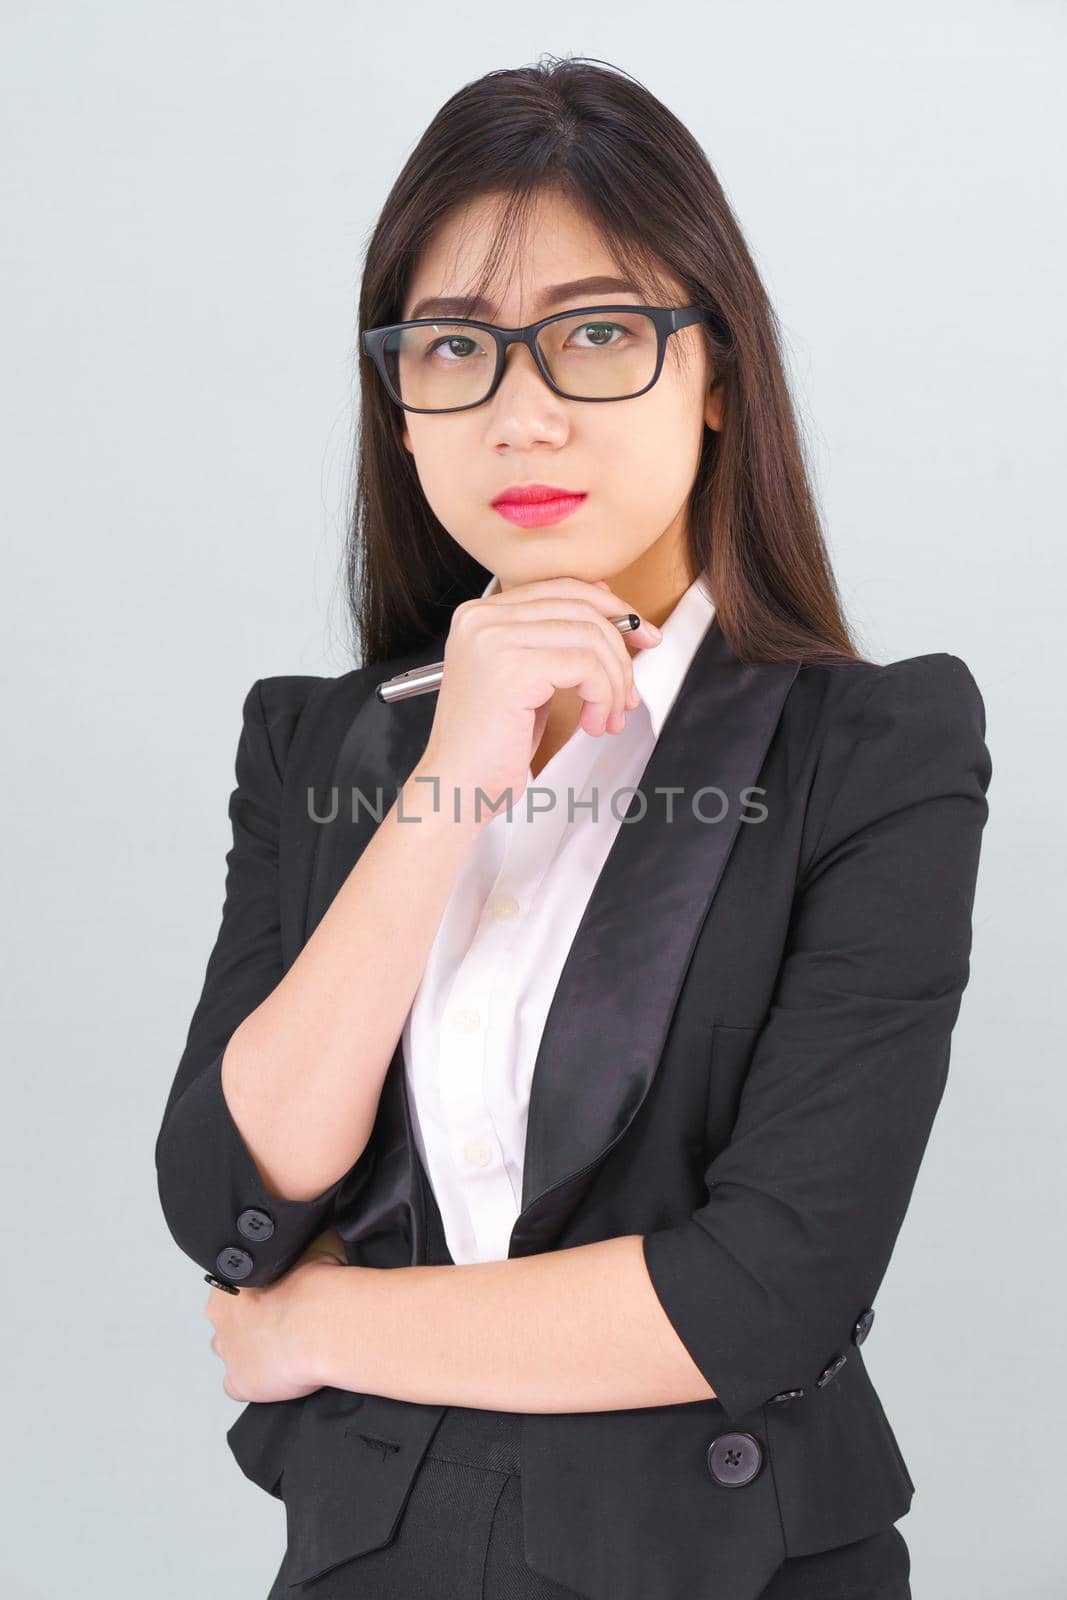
[{"left": 402, "top": 188, "right": 679, "bottom": 321}]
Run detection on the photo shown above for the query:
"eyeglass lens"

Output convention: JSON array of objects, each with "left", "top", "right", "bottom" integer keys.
[{"left": 381, "top": 311, "right": 660, "bottom": 409}]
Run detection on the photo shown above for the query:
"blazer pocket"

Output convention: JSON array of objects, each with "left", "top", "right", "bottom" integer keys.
[{"left": 280, "top": 1390, "right": 445, "bottom": 1588}]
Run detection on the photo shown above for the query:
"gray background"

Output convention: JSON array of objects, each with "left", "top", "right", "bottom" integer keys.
[{"left": 2, "top": 3, "right": 1062, "bottom": 1595}]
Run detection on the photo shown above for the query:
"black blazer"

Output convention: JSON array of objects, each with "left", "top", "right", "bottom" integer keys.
[{"left": 155, "top": 614, "right": 991, "bottom": 1600}]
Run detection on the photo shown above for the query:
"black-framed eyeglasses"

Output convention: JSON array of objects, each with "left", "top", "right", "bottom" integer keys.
[{"left": 360, "top": 304, "right": 724, "bottom": 414}]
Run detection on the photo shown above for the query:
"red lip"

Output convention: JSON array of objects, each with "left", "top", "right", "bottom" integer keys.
[{"left": 492, "top": 483, "right": 585, "bottom": 505}]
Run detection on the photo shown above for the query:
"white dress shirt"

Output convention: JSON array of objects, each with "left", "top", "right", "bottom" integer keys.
[{"left": 401, "top": 570, "right": 717, "bottom": 1263}]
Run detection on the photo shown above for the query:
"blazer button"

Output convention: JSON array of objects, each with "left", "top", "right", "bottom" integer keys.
[
  {"left": 815, "top": 1353, "right": 848, "bottom": 1388},
  {"left": 215, "top": 1245, "right": 254, "bottom": 1281},
  {"left": 852, "top": 1307, "right": 875, "bottom": 1345},
  {"left": 706, "top": 1432, "right": 763, "bottom": 1487},
  {"left": 769, "top": 1388, "right": 805, "bottom": 1403},
  {"left": 204, "top": 1273, "right": 240, "bottom": 1295},
  {"left": 236, "top": 1207, "right": 275, "bottom": 1241}
]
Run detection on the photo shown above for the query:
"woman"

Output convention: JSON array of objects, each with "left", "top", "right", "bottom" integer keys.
[{"left": 155, "top": 56, "right": 991, "bottom": 1600}]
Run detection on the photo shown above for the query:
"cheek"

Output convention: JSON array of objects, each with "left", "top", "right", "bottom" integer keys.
[
  {"left": 406, "top": 434, "right": 472, "bottom": 520},
  {"left": 607, "top": 402, "right": 703, "bottom": 516}
]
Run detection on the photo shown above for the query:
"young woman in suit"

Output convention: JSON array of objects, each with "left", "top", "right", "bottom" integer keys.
[{"left": 156, "top": 56, "right": 991, "bottom": 1600}]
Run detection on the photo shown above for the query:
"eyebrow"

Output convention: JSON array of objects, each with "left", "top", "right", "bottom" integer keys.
[{"left": 406, "top": 275, "right": 646, "bottom": 322}]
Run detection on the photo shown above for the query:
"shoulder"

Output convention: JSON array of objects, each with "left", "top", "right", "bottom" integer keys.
[
  {"left": 795, "top": 652, "right": 992, "bottom": 876},
  {"left": 800, "top": 650, "right": 987, "bottom": 751},
  {"left": 235, "top": 669, "right": 370, "bottom": 787},
  {"left": 249, "top": 636, "right": 447, "bottom": 778}
]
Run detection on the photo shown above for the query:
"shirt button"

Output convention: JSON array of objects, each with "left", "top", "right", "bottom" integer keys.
[
  {"left": 451, "top": 1006, "right": 482, "bottom": 1034},
  {"left": 491, "top": 894, "right": 520, "bottom": 920},
  {"left": 462, "top": 1139, "right": 493, "bottom": 1167}
]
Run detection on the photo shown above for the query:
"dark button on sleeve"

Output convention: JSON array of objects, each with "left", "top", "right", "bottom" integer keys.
[
  {"left": 815, "top": 1353, "right": 848, "bottom": 1388},
  {"left": 204, "top": 1273, "right": 240, "bottom": 1294},
  {"left": 215, "top": 1245, "right": 254, "bottom": 1281},
  {"left": 706, "top": 1432, "right": 763, "bottom": 1487},
  {"left": 769, "top": 1388, "right": 805, "bottom": 1403},
  {"left": 852, "top": 1306, "right": 875, "bottom": 1345},
  {"left": 237, "top": 1207, "right": 275, "bottom": 1241}
]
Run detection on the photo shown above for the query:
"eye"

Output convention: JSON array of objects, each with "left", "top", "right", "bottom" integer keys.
[
  {"left": 426, "top": 335, "right": 481, "bottom": 362},
  {"left": 567, "top": 321, "right": 628, "bottom": 348}
]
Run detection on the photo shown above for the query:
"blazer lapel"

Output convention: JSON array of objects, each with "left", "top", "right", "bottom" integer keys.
[
  {"left": 290, "top": 618, "right": 800, "bottom": 1267},
  {"left": 510, "top": 617, "right": 800, "bottom": 1254}
]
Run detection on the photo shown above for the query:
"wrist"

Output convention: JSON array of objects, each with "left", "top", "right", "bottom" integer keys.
[{"left": 292, "top": 1259, "right": 347, "bottom": 1391}]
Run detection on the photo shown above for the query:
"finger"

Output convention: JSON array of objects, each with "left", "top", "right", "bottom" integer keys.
[
  {"left": 522, "top": 644, "right": 620, "bottom": 736},
  {"left": 479, "top": 602, "right": 640, "bottom": 720},
  {"left": 526, "top": 607, "right": 632, "bottom": 723},
  {"left": 479, "top": 578, "right": 660, "bottom": 646},
  {"left": 493, "top": 619, "right": 628, "bottom": 731}
]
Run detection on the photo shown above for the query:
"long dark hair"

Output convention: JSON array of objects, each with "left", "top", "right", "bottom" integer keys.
[{"left": 346, "top": 55, "right": 868, "bottom": 669}]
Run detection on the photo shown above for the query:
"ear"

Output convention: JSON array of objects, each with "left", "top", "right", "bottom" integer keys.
[
  {"left": 704, "top": 377, "right": 724, "bottom": 434},
  {"left": 401, "top": 424, "right": 413, "bottom": 453}
]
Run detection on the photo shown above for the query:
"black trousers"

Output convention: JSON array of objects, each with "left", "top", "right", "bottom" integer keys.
[{"left": 267, "top": 1169, "right": 911, "bottom": 1598}]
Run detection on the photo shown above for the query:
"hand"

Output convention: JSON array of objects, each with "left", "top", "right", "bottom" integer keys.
[
  {"left": 205, "top": 1254, "right": 342, "bottom": 1403},
  {"left": 417, "top": 575, "right": 663, "bottom": 824}
]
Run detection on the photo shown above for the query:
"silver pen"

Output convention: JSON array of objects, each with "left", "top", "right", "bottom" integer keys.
[{"left": 376, "top": 612, "right": 643, "bottom": 703}]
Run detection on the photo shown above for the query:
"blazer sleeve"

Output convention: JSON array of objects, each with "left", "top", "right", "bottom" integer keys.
[
  {"left": 154, "top": 676, "right": 362, "bottom": 1288},
  {"left": 641, "top": 652, "right": 992, "bottom": 1423}
]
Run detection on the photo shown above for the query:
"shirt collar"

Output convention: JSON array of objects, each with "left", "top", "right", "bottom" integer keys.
[{"left": 478, "top": 570, "right": 716, "bottom": 739}]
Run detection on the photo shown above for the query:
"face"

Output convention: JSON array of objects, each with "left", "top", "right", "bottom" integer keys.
[{"left": 398, "top": 187, "right": 723, "bottom": 598}]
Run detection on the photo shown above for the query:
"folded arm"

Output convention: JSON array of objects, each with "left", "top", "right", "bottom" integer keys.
[{"left": 302, "top": 1235, "right": 717, "bottom": 1411}]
